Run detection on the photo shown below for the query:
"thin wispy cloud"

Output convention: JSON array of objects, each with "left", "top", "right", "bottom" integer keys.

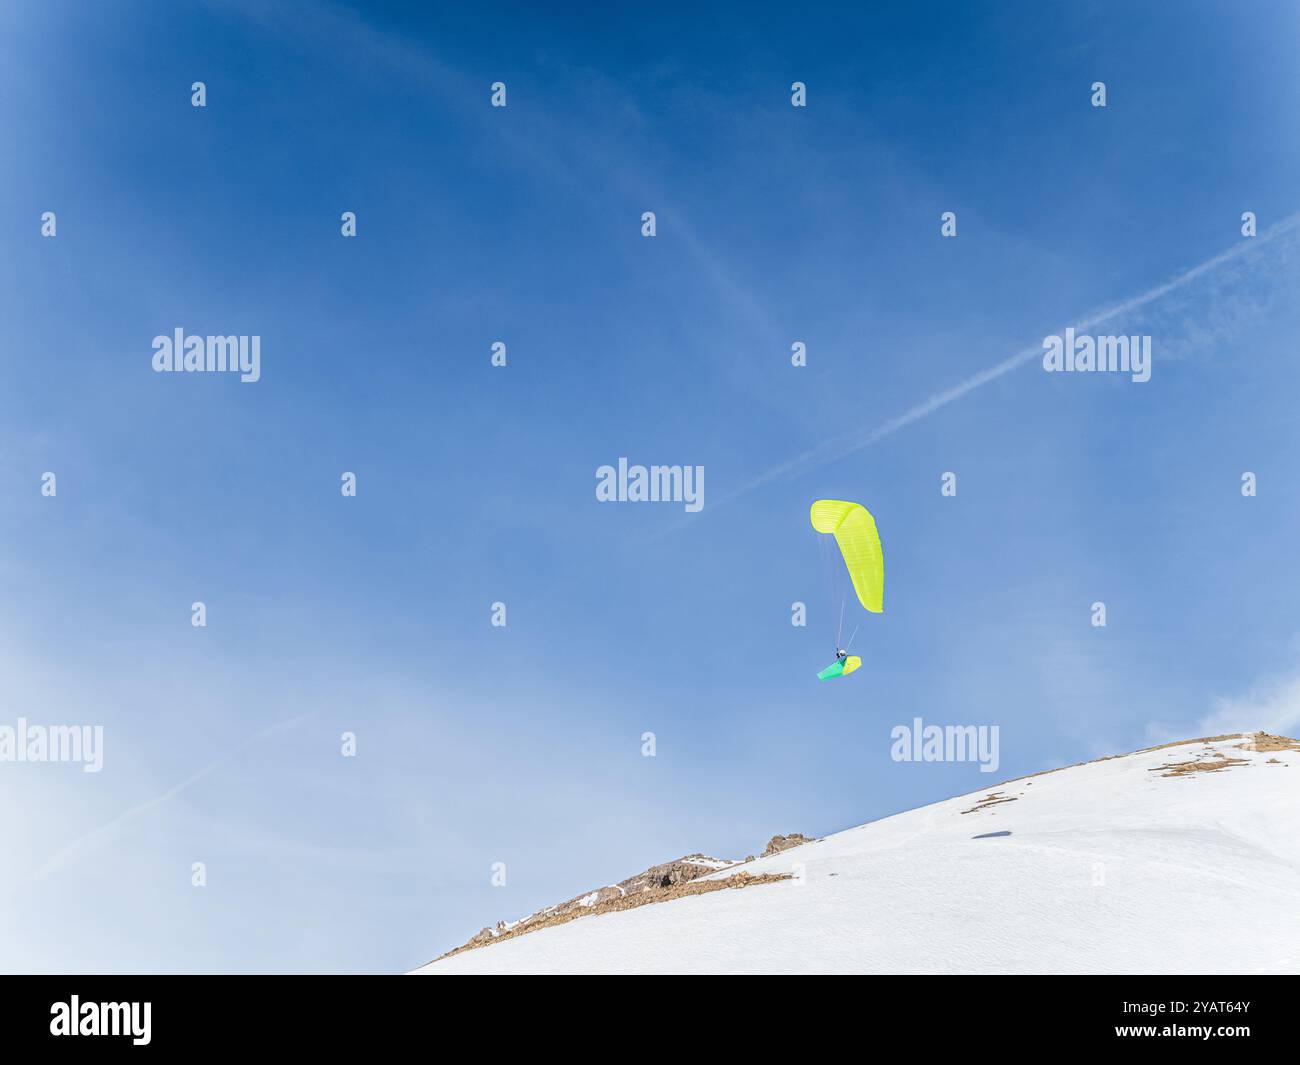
[
  {"left": 671, "top": 211, "right": 1300, "bottom": 527},
  {"left": 31, "top": 714, "right": 312, "bottom": 881},
  {"left": 1195, "top": 671, "right": 1300, "bottom": 738}
]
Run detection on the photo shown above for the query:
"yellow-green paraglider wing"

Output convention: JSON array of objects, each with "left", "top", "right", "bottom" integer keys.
[{"left": 810, "top": 499, "right": 884, "bottom": 613}]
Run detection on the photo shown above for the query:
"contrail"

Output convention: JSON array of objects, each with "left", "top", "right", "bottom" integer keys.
[
  {"left": 31, "top": 713, "right": 312, "bottom": 880},
  {"left": 697, "top": 213, "right": 1300, "bottom": 517}
]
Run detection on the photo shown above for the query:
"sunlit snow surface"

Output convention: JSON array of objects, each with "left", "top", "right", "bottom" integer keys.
[{"left": 418, "top": 737, "right": 1300, "bottom": 974}]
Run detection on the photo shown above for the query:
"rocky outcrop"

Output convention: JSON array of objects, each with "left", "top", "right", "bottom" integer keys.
[
  {"left": 762, "top": 833, "right": 815, "bottom": 857},
  {"left": 440, "top": 837, "right": 809, "bottom": 961},
  {"left": 617, "top": 854, "right": 735, "bottom": 894}
]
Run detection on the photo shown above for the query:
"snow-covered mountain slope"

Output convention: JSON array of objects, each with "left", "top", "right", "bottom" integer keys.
[{"left": 417, "top": 734, "right": 1300, "bottom": 974}]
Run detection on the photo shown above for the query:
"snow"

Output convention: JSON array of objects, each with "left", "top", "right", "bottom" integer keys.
[{"left": 416, "top": 737, "right": 1300, "bottom": 974}]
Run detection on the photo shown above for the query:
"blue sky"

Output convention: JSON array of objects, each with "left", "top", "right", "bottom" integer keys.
[{"left": 2, "top": 0, "right": 1299, "bottom": 972}]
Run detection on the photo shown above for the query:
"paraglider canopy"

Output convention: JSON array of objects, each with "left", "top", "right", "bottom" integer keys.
[
  {"left": 810, "top": 499, "right": 884, "bottom": 680},
  {"left": 810, "top": 499, "right": 884, "bottom": 613}
]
